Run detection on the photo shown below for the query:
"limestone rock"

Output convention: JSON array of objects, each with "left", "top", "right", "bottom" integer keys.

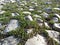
[
  {"left": 46, "top": 30, "right": 60, "bottom": 43},
  {"left": 0, "top": 36, "right": 19, "bottom": 45},
  {"left": 53, "top": 23, "right": 60, "bottom": 31},
  {"left": 25, "top": 34, "right": 47, "bottom": 45},
  {"left": 4, "top": 19, "right": 19, "bottom": 33}
]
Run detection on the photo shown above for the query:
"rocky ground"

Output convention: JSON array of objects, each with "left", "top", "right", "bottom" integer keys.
[{"left": 0, "top": 0, "right": 60, "bottom": 45}]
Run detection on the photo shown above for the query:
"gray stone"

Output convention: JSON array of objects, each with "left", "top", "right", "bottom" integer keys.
[
  {"left": 52, "top": 17, "right": 58, "bottom": 23},
  {"left": 0, "top": 10, "right": 5, "bottom": 14},
  {"left": 54, "top": 13, "right": 60, "bottom": 19},
  {"left": 11, "top": 13, "right": 19, "bottom": 16},
  {"left": 53, "top": 23, "right": 60, "bottom": 31},
  {"left": 53, "top": 8, "right": 60, "bottom": 10},
  {"left": 44, "top": 7, "right": 52, "bottom": 13},
  {"left": 23, "top": 11, "right": 31, "bottom": 15},
  {"left": 25, "top": 15, "right": 33, "bottom": 21},
  {"left": 0, "top": 36, "right": 19, "bottom": 45},
  {"left": 41, "top": 12, "right": 49, "bottom": 18},
  {"left": 46, "top": 30, "right": 60, "bottom": 43},
  {"left": 4, "top": 19, "right": 19, "bottom": 33},
  {"left": 45, "top": 1, "right": 52, "bottom": 4},
  {"left": 25, "top": 34, "right": 47, "bottom": 45}
]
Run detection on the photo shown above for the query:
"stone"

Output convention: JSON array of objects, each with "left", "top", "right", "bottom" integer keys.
[
  {"left": 29, "top": 8, "right": 34, "bottom": 12},
  {"left": 11, "top": 13, "right": 19, "bottom": 16},
  {"left": 36, "top": 18, "right": 43, "bottom": 23},
  {"left": 10, "top": 0, "right": 16, "bottom": 3},
  {"left": 44, "top": 22, "right": 50, "bottom": 28},
  {"left": 4, "top": 19, "right": 18, "bottom": 33},
  {"left": 41, "top": 12, "right": 49, "bottom": 18},
  {"left": 4, "top": 0, "right": 16, "bottom": 3},
  {"left": 29, "top": 6, "right": 34, "bottom": 9},
  {"left": 33, "top": 14, "right": 41, "bottom": 18},
  {"left": 45, "top": 1, "right": 52, "bottom": 4},
  {"left": 0, "top": 5, "right": 3, "bottom": 9},
  {"left": 46, "top": 30, "right": 60, "bottom": 44},
  {"left": 37, "top": 10, "right": 42, "bottom": 13},
  {"left": 25, "top": 28, "right": 33, "bottom": 34},
  {"left": 25, "top": 34, "right": 47, "bottom": 45},
  {"left": 23, "top": 11, "right": 31, "bottom": 15},
  {"left": 0, "top": 10, "right": 5, "bottom": 14},
  {"left": 45, "top": 7, "right": 52, "bottom": 13},
  {"left": 52, "top": 17, "right": 58, "bottom": 23},
  {"left": 0, "top": 23, "right": 2, "bottom": 28},
  {"left": 53, "top": 8, "right": 60, "bottom": 10},
  {"left": 0, "top": 36, "right": 19, "bottom": 45},
  {"left": 54, "top": 13, "right": 60, "bottom": 19},
  {"left": 25, "top": 15, "right": 33, "bottom": 21},
  {"left": 20, "top": 3, "right": 25, "bottom": 6},
  {"left": 53, "top": 23, "right": 60, "bottom": 31}
]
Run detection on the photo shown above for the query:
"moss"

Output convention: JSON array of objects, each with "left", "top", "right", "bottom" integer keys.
[{"left": 49, "top": 20, "right": 55, "bottom": 25}]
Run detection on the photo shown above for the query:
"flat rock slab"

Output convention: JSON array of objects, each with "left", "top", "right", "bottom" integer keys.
[{"left": 25, "top": 34, "right": 47, "bottom": 45}]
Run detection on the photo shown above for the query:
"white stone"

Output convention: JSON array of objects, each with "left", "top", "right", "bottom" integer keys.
[
  {"left": 46, "top": 30, "right": 60, "bottom": 43},
  {"left": 53, "top": 23, "right": 60, "bottom": 29},
  {"left": 52, "top": 17, "right": 58, "bottom": 22},
  {"left": 0, "top": 23, "right": 2, "bottom": 28},
  {"left": 26, "top": 28, "right": 33, "bottom": 34},
  {"left": 25, "top": 34, "right": 47, "bottom": 45},
  {"left": 34, "top": 14, "right": 41, "bottom": 18},
  {"left": 10, "top": 0, "right": 16, "bottom": 3},
  {"left": 41, "top": 12, "right": 49, "bottom": 18},
  {"left": 0, "top": 5, "right": 3, "bottom": 9},
  {"left": 0, "top": 10, "right": 5, "bottom": 14},
  {"left": 20, "top": 3, "right": 25, "bottom": 6},
  {"left": 4, "top": 19, "right": 18, "bottom": 33},
  {"left": 37, "top": 10, "right": 42, "bottom": 13},
  {"left": 54, "top": 13, "right": 60, "bottom": 19},
  {"left": 45, "top": 2, "right": 52, "bottom": 4},
  {"left": 25, "top": 15, "right": 33, "bottom": 21},
  {"left": 36, "top": 18, "right": 43, "bottom": 23},
  {"left": 29, "top": 8, "right": 34, "bottom": 11},
  {"left": 29, "top": 6, "right": 34, "bottom": 9},
  {"left": 44, "top": 22, "right": 50, "bottom": 28},
  {"left": 23, "top": 11, "right": 31, "bottom": 15},
  {"left": 38, "top": 23, "right": 43, "bottom": 27},
  {"left": 45, "top": 7, "right": 52, "bottom": 13},
  {"left": 4, "top": 0, "right": 16, "bottom": 3},
  {"left": 12, "top": 13, "right": 19, "bottom": 16},
  {"left": 0, "top": 36, "right": 19, "bottom": 45},
  {"left": 53, "top": 8, "right": 60, "bottom": 10}
]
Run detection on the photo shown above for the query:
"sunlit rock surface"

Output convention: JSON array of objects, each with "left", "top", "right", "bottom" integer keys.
[
  {"left": 46, "top": 30, "right": 60, "bottom": 43},
  {"left": 54, "top": 13, "right": 60, "bottom": 19},
  {"left": 0, "top": 10, "right": 5, "bottom": 14},
  {"left": 0, "top": 36, "right": 19, "bottom": 45},
  {"left": 11, "top": 13, "right": 19, "bottom": 16},
  {"left": 53, "top": 23, "right": 60, "bottom": 31},
  {"left": 34, "top": 14, "right": 41, "bottom": 18},
  {"left": 0, "top": 23, "right": 3, "bottom": 29},
  {"left": 23, "top": 11, "right": 31, "bottom": 15},
  {"left": 25, "top": 15, "right": 33, "bottom": 21},
  {"left": 41, "top": 12, "right": 49, "bottom": 18},
  {"left": 25, "top": 34, "right": 47, "bottom": 45},
  {"left": 0, "top": 0, "right": 60, "bottom": 45},
  {"left": 44, "top": 7, "right": 52, "bottom": 13},
  {"left": 25, "top": 28, "right": 33, "bottom": 34},
  {"left": 29, "top": 8, "right": 34, "bottom": 12},
  {"left": 52, "top": 17, "right": 58, "bottom": 23},
  {"left": 53, "top": 8, "right": 60, "bottom": 10},
  {"left": 44, "top": 22, "right": 50, "bottom": 28},
  {"left": 4, "top": 19, "right": 18, "bottom": 33}
]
